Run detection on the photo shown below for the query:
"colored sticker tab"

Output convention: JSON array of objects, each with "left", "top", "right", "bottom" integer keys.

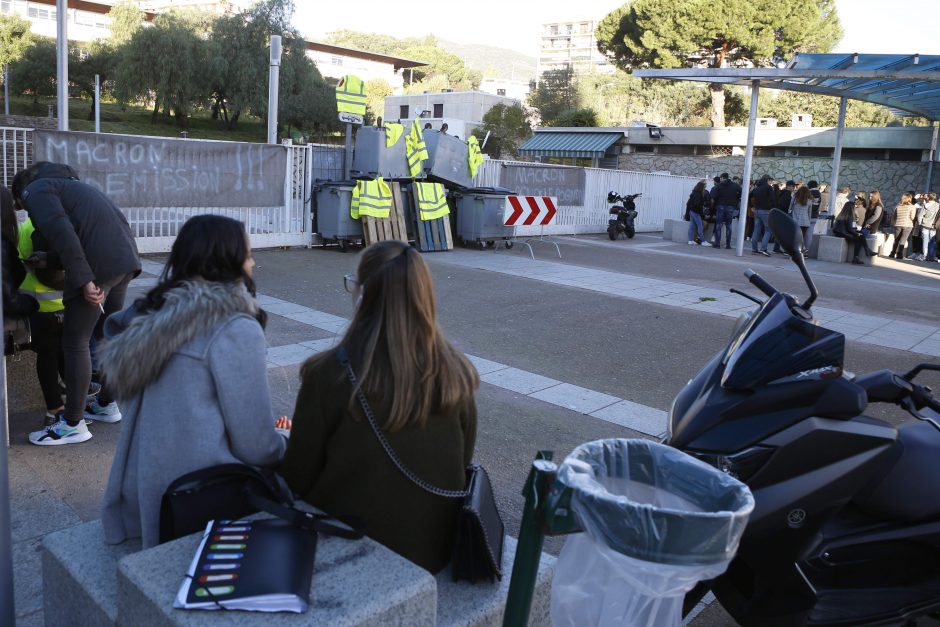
[
  {"left": 202, "top": 563, "right": 241, "bottom": 571},
  {"left": 213, "top": 535, "right": 248, "bottom": 541},
  {"left": 199, "top": 573, "right": 238, "bottom": 583},
  {"left": 195, "top": 586, "right": 235, "bottom": 597},
  {"left": 210, "top": 544, "right": 246, "bottom": 550},
  {"left": 207, "top": 553, "right": 243, "bottom": 560},
  {"left": 218, "top": 526, "right": 250, "bottom": 532}
]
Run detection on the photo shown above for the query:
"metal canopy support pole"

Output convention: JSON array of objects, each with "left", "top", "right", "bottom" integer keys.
[
  {"left": 828, "top": 97, "right": 848, "bottom": 215},
  {"left": 926, "top": 121, "right": 938, "bottom": 191},
  {"left": 267, "top": 35, "right": 281, "bottom": 145},
  {"left": 0, "top": 263, "right": 13, "bottom": 623},
  {"left": 94, "top": 74, "right": 100, "bottom": 133},
  {"left": 3, "top": 65, "right": 8, "bottom": 116},
  {"left": 56, "top": 0, "right": 68, "bottom": 130},
  {"left": 736, "top": 80, "right": 760, "bottom": 257}
]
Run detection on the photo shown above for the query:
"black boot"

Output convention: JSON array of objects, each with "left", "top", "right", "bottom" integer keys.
[{"left": 852, "top": 257, "right": 864, "bottom": 265}]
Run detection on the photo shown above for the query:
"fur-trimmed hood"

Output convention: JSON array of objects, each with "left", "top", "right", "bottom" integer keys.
[{"left": 100, "top": 280, "right": 260, "bottom": 400}]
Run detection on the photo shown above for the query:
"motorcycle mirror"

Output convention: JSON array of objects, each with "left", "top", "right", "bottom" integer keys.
[
  {"left": 769, "top": 208, "right": 818, "bottom": 309},
  {"left": 769, "top": 209, "right": 802, "bottom": 258}
]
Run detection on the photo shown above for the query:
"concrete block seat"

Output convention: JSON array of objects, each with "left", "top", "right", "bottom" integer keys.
[
  {"left": 662, "top": 219, "right": 686, "bottom": 243},
  {"left": 841, "top": 235, "right": 879, "bottom": 266},
  {"left": 816, "top": 235, "right": 848, "bottom": 263},
  {"left": 43, "top": 519, "right": 555, "bottom": 626}
]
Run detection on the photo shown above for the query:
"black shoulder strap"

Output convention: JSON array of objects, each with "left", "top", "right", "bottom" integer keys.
[{"left": 246, "top": 489, "right": 364, "bottom": 540}]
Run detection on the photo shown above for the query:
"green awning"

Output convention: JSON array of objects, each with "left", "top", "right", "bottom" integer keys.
[{"left": 518, "top": 132, "right": 622, "bottom": 158}]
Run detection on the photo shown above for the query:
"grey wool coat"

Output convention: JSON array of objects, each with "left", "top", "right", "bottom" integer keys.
[{"left": 99, "top": 280, "right": 286, "bottom": 548}]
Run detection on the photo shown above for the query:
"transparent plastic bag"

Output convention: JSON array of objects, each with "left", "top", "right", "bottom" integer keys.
[{"left": 550, "top": 439, "right": 754, "bottom": 627}]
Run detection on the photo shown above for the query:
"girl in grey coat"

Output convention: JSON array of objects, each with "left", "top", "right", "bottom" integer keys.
[{"left": 100, "top": 215, "right": 287, "bottom": 548}]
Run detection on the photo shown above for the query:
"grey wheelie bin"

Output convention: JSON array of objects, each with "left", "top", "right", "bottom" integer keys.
[
  {"left": 453, "top": 186, "right": 516, "bottom": 249},
  {"left": 314, "top": 180, "right": 361, "bottom": 251},
  {"left": 423, "top": 129, "right": 473, "bottom": 188},
  {"left": 549, "top": 439, "right": 754, "bottom": 627},
  {"left": 351, "top": 126, "right": 410, "bottom": 180}
]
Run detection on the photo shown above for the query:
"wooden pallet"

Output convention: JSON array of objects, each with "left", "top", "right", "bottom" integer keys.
[
  {"left": 410, "top": 186, "right": 454, "bottom": 252},
  {"left": 361, "top": 182, "right": 409, "bottom": 245}
]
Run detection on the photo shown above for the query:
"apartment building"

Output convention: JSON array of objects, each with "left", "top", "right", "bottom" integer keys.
[{"left": 537, "top": 19, "right": 613, "bottom": 77}]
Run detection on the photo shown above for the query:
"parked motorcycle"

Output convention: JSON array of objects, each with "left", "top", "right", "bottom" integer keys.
[
  {"left": 670, "top": 209, "right": 940, "bottom": 626},
  {"left": 607, "top": 192, "right": 641, "bottom": 240}
]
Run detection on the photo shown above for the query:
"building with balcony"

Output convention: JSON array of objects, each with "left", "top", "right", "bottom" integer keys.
[{"left": 537, "top": 19, "right": 613, "bottom": 78}]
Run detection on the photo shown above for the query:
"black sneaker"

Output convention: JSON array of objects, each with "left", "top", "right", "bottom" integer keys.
[{"left": 759, "top": 251, "right": 771, "bottom": 257}]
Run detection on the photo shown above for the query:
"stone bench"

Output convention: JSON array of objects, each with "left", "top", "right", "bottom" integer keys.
[
  {"left": 662, "top": 219, "right": 687, "bottom": 243},
  {"left": 816, "top": 234, "right": 879, "bottom": 265},
  {"left": 43, "top": 519, "right": 554, "bottom": 626}
]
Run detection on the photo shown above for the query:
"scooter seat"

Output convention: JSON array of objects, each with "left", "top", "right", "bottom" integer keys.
[{"left": 855, "top": 420, "right": 940, "bottom": 523}]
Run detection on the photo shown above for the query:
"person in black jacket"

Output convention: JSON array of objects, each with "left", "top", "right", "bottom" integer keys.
[
  {"left": 772, "top": 180, "right": 795, "bottom": 253},
  {"left": 686, "top": 181, "right": 712, "bottom": 246},
  {"left": 12, "top": 162, "right": 141, "bottom": 446},
  {"left": 833, "top": 200, "right": 873, "bottom": 265},
  {"left": 712, "top": 173, "right": 741, "bottom": 249},
  {"left": 750, "top": 175, "right": 777, "bottom": 256},
  {"left": 1, "top": 187, "right": 38, "bottom": 320}
]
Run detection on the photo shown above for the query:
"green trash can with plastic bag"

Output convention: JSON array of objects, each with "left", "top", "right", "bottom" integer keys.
[{"left": 503, "top": 439, "right": 754, "bottom": 627}]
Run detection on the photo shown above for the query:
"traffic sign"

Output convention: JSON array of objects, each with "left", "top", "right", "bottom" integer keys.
[
  {"left": 504, "top": 195, "right": 558, "bottom": 226},
  {"left": 338, "top": 112, "right": 364, "bottom": 125}
]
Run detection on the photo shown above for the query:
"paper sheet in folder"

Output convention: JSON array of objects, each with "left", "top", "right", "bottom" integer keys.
[{"left": 175, "top": 518, "right": 317, "bottom": 612}]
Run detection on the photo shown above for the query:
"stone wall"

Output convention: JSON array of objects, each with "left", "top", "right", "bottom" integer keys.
[
  {"left": 0, "top": 114, "right": 57, "bottom": 130},
  {"left": 618, "top": 153, "right": 932, "bottom": 206}
]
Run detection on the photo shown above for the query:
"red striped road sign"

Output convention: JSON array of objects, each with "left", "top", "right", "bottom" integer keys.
[{"left": 504, "top": 196, "right": 558, "bottom": 226}]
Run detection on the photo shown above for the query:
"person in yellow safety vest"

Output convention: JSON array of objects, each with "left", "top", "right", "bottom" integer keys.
[
  {"left": 467, "top": 136, "right": 484, "bottom": 178},
  {"left": 383, "top": 122, "right": 404, "bottom": 147},
  {"left": 18, "top": 218, "right": 70, "bottom": 426},
  {"left": 406, "top": 119, "right": 429, "bottom": 177},
  {"left": 335, "top": 75, "right": 367, "bottom": 116},
  {"left": 414, "top": 182, "right": 450, "bottom": 221},
  {"left": 351, "top": 178, "right": 393, "bottom": 219}
]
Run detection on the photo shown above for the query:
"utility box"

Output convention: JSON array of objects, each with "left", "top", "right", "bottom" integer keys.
[
  {"left": 314, "top": 180, "right": 362, "bottom": 251},
  {"left": 351, "top": 126, "right": 410, "bottom": 180},
  {"left": 423, "top": 130, "right": 473, "bottom": 189}
]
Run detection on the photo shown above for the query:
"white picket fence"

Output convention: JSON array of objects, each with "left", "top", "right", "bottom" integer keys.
[{"left": 474, "top": 160, "right": 701, "bottom": 235}]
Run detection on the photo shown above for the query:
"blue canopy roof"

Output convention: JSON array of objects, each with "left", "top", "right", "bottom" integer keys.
[
  {"left": 518, "top": 131, "right": 622, "bottom": 158},
  {"left": 634, "top": 54, "right": 940, "bottom": 121}
]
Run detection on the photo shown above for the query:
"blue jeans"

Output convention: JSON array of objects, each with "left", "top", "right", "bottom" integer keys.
[
  {"left": 928, "top": 238, "right": 937, "bottom": 261},
  {"left": 752, "top": 210, "right": 771, "bottom": 252},
  {"left": 921, "top": 228, "right": 936, "bottom": 257},
  {"left": 688, "top": 212, "right": 705, "bottom": 241},
  {"left": 714, "top": 205, "right": 735, "bottom": 247}
]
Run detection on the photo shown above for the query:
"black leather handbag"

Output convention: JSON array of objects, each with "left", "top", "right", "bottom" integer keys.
[
  {"left": 159, "top": 463, "right": 363, "bottom": 544},
  {"left": 337, "top": 349, "right": 504, "bottom": 582},
  {"left": 3, "top": 316, "right": 31, "bottom": 356}
]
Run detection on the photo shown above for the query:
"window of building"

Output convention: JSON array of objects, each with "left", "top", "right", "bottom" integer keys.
[
  {"left": 433, "top": 103, "right": 444, "bottom": 118},
  {"left": 0, "top": 1, "right": 11, "bottom": 14},
  {"left": 549, "top": 25, "right": 558, "bottom": 35},
  {"left": 633, "top": 145, "right": 655, "bottom": 153},
  {"left": 887, "top": 148, "right": 923, "bottom": 162},
  {"left": 497, "top": 88, "right": 506, "bottom": 96},
  {"left": 564, "top": 24, "right": 572, "bottom": 33},
  {"left": 399, "top": 105, "right": 409, "bottom": 119},
  {"left": 656, "top": 145, "right": 696, "bottom": 155},
  {"left": 331, "top": 56, "right": 343, "bottom": 66}
]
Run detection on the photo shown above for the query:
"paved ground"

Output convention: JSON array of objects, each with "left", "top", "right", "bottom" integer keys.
[{"left": 6, "top": 233, "right": 940, "bottom": 625}]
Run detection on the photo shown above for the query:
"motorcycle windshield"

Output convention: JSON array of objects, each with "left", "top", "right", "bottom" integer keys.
[{"left": 721, "top": 294, "right": 844, "bottom": 390}]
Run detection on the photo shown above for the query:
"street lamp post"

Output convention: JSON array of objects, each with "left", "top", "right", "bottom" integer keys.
[{"left": 267, "top": 35, "right": 281, "bottom": 144}]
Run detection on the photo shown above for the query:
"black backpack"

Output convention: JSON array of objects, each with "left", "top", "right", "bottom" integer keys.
[{"left": 159, "top": 464, "right": 362, "bottom": 544}]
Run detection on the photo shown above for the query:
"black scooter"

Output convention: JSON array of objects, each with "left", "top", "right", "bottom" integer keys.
[
  {"left": 607, "top": 192, "right": 641, "bottom": 240},
  {"left": 670, "top": 209, "right": 940, "bottom": 626}
]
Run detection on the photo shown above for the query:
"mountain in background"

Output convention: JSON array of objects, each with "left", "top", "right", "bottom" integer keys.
[{"left": 438, "top": 39, "right": 537, "bottom": 81}]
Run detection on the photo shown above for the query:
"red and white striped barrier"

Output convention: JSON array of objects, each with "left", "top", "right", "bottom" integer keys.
[{"left": 503, "top": 195, "right": 558, "bottom": 227}]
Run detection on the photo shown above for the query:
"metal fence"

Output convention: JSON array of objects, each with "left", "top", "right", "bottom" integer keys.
[
  {"left": 474, "top": 159, "right": 701, "bottom": 235},
  {"left": 0, "top": 128, "right": 348, "bottom": 252}
]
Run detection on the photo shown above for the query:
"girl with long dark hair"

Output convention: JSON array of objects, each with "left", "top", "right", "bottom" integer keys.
[
  {"left": 100, "top": 215, "right": 287, "bottom": 548},
  {"left": 280, "top": 240, "right": 479, "bottom": 573},
  {"left": 686, "top": 180, "right": 711, "bottom": 246},
  {"left": 833, "top": 199, "right": 874, "bottom": 265}
]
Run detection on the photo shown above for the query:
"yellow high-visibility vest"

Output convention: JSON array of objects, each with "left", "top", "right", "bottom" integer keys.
[
  {"left": 351, "top": 178, "right": 393, "bottom": 219},
  {"left": 384, "top": 122, "right": 404, "bottom": 147},
  {"left": 414, "top": 182, "right": 450, "bottom": 221},
  {"left": 405, "top": 119, "right": 429, "bottom": 177},
  {"left": 467, "top": 136, "right": 484, "bottom": 178},
  {"left": 335, "top": 75, "right": 367, "bottom": 116},
  {"left": 17, "top": 219, "right": 63, "bottom": 313}
]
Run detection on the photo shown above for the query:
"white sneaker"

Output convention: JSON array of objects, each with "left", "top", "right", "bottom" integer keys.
[
  {"left": 84, "top": 399, "right": 122, "bottom": 423},
  {"left": 687, "top": 240, "right": 696, "bottom": 245},
  {"left": 29, "top": 418, "right": 92, "bottom": 446},
  {"left": 700, "top": 241, "right": 712, "bottom": 247}
]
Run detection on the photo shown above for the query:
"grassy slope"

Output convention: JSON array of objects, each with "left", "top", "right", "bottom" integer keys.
[{"left": 6, "top": 96, "right": 268, "bottom": 142}]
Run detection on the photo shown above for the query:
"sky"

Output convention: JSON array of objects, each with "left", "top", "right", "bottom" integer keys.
[{"left": 292, "top": 0, "right": 940, "bottom": 60}]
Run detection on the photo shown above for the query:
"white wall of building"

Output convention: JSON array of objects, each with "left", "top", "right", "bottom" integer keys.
[
  {"left": 479, "top": 78, "right": 530, "bottom": 101},
  {"left": 1, "top": 0, "right": 112, "bottom": 42},
  {"left": 306, "top": 49, "right": 406, "bottom": 93},
  {"left": 537, "top": 19, "right": 613, "bottom": 77},
  {"left": 384, "top": 91, "right": 521, "bottom": 135}
]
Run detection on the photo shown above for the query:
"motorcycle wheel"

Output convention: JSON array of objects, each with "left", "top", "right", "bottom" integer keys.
[
  {"left": 626, "top": 226, "right": 636, "bottom": 239},
  {"left": 607, "top": 225, "right": 617, "bottom": 241}
]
